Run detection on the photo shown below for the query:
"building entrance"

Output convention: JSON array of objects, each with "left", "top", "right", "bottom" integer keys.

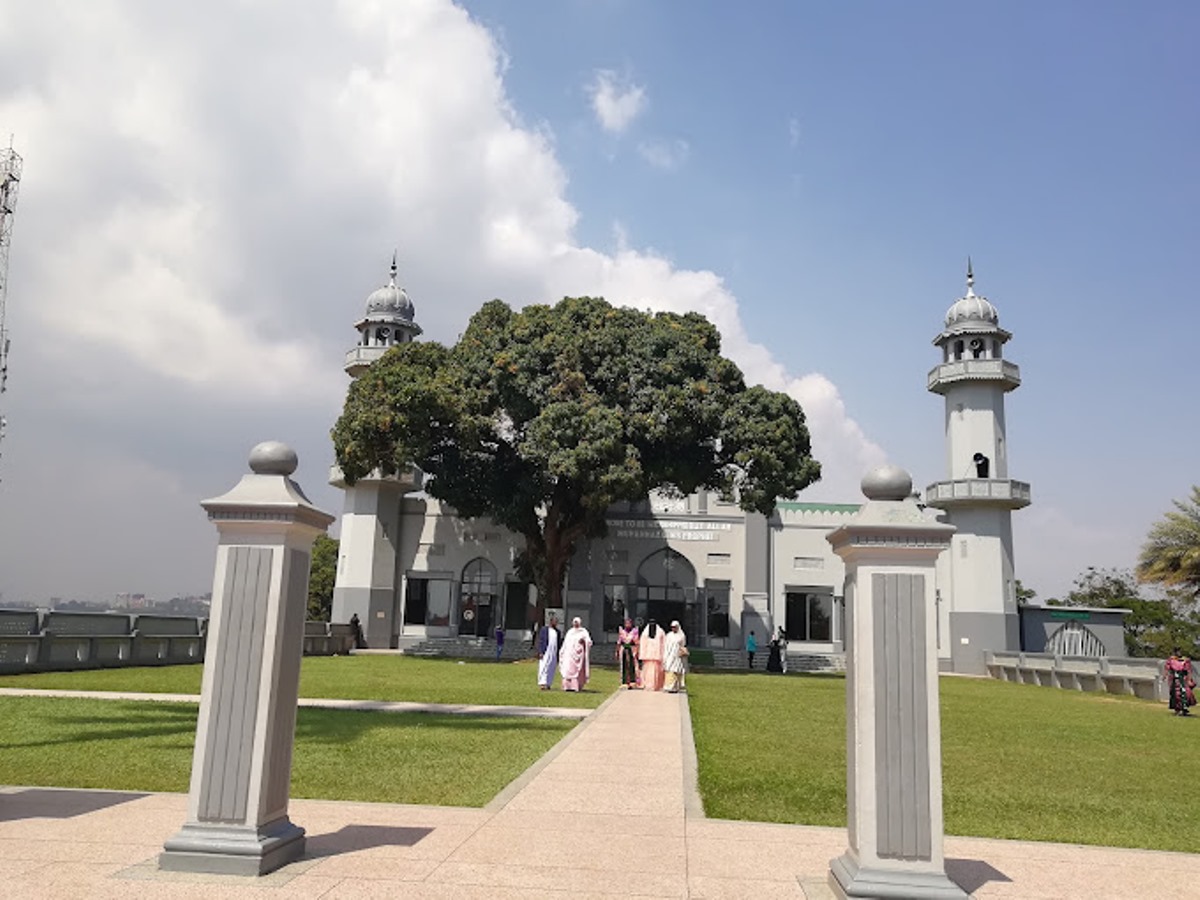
[
  {"left": 636, "top": 549, "right": 701, "bottom": 644},
  {"left": 459, "top": 558, "right": 497, "bottom": 638}
]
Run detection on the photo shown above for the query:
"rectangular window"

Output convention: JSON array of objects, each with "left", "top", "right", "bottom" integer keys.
[
  {"left": 704, "top": 583, "right": 731, "bottom": 638},
  {"left": 784, "top": 590, "right": 833, "bottom": 641},
  {"left": 792, "top": 556, "right": 824, "bottom": 570},
  {"left": 706, "top": 553, "right": 731, "bottom": 566},
  {"left": 602, "top": 582, "right": 629, "bottom": 633},
  {"left": 404, "top": 579, "right": 428, "bottom": 626},
  {"left": 424, "top": 579, "right": 453, "bottom": 627}
]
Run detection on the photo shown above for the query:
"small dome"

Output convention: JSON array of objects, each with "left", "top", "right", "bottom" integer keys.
[
  {"left": 944, "top": 263, "right": 998, "bottom": 328},
  {"left": 364, "top": 258, "right": 415, "bottom": 321},
  {"left": 861, "top": 464, "right": 913, "bottom": 501}
]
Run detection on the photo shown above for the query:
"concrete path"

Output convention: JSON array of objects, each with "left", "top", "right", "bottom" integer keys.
[
  {"left": 0, "top": 687, "right": 591, "bottom": 719},
  {"left": 1, "top": 688, "right": 1198, "bottom": 898}
]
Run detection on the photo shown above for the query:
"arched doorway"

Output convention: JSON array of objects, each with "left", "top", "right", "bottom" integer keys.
[
  {"left": 636, "top": 549, "right": 701, "bottom": 643},
  {"left": 459, "top": 558, "right": 497, "bottom": 637}
]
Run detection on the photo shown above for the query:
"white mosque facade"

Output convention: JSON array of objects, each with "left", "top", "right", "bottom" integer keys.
[{"left": 329, "top": 263, "right": 1029, "bottom": 674}]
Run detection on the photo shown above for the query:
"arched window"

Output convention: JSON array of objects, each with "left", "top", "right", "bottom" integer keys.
[
  {"left": 1045, "top": 621, "right": 1106, "bottom": 658},
  {"left": 459, "top": 558, "right": 498, "bottom": 637}
]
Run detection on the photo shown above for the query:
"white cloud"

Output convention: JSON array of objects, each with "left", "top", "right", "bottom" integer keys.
[
  {"left": 637, "top": 138, "right": 690, "bottom": 171},
  {"left": 587, "top": 69, "right": 647, "bottom": 134},
  {"left": 0, "top": 0, "right": 885, "bottom": 600}
]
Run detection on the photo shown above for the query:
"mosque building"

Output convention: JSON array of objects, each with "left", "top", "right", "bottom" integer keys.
[{"left": 329, "top": 261, "right": 1029, "bottom": 674}]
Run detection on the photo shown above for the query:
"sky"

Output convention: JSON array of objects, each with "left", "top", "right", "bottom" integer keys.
[{"left": 0, "top": 0, "right": 1196, "bottom": 605}]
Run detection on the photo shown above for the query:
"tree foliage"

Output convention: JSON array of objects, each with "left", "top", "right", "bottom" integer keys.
[
  {"left": 1054, "top": 566, "right": 1200, "bottom": 658},
  {"left": 1137, "top": 485, "right": 1200, "bottom": 598},
  {"left": 307, "top": 534, "right": 339, "bottom": 622},
  {"left": 332, "top": 296, "right": 821, "bottom": 613}
]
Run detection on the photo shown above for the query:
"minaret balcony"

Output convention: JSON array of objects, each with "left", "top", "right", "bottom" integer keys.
[
  {"left": 927, "top": 359, "right": 1021, "bottom": 394},
  {"left": 345, "top": 346, "right": 389, "bottom": 374},
  {"left": 923, "top": 478, "right": 1031, "bottom": 510},
  {"left": 329, "top": 463, "right": 423, "bottom": 491}
]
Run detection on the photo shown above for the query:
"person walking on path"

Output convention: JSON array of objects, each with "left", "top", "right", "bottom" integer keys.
[
  {"left": 746, "top": 630, "right": 757, "bottom": 669},
  {"left": 664, "top": 620, "right": 688, "bottom": 693},
  {"left": 494, "top": 625, "right": 505, "bottom": 662},
  {"left": 639, "top": 619, "right": 666, "bottom": 691},
  {"left": 617, "top": 617, "right": 640, "bottom": 688},
  {"left": 560, "top": 617, "right": 593, "bottom": 692},
  {"left": 1164, "top": 648, "right": 1196, "bottom": 716},
  {"left": 536, "top": 616, "right": 562, "bottom": 690}
]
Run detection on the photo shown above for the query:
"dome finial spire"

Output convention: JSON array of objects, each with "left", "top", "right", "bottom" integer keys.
[
  {"left": 966, "top": 256, "right": 975, "bottom": 294},
  {"left": 389, "top": 250, "right": 398, "bottom": 285}
]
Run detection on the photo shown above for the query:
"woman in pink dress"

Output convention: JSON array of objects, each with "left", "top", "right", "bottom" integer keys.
[{"left": 638, "top": 619, "right": 665, "bottom": 691}]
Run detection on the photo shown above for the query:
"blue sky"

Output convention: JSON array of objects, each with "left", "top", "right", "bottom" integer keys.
[{"left": 0, "top": 0, "right": 1195, "bottom": 603}]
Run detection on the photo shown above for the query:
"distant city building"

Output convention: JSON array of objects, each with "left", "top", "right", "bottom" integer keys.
[{"left": 330, "top": 260, "right": 1032, "bottom": 673}]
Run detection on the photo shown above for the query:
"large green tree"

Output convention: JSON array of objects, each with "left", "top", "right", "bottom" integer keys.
[
  {"left": 1137, "top": 485, "right": 1200, "bottom": 598},
  {"left": 332, "top": 296, "right": 821, "bottom": 616}
]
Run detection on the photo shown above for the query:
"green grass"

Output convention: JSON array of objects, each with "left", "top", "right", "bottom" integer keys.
[
  {"left": 0, "top": 696, "right": 573, "bottom": 807},
  {"left": 0, "top": 655, "right": 619, "bottom": 708},
  {"left": 688, "top": 672, "right": 1200, "bottom": 853}
]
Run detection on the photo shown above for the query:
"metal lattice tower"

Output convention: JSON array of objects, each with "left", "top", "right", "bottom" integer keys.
[{"left": 0, "top": 143, "right": 22, "bottom": 464}]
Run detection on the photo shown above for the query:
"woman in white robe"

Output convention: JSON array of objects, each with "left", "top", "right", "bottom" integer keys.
[
  {"left": 663, "top": 620, "right": 687, "bottom": 693},
  {"left": 559, "top": 617, "right": 593, "bottom": 692}
]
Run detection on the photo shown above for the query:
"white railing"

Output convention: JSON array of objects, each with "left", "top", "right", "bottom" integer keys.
[{"left": 986, "top": 651, "right": 1165, "bottom": 701}]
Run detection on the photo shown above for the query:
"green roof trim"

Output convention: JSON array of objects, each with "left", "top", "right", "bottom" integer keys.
[{"left": 776, "top": 501, "right": 862, "bottom": 514}]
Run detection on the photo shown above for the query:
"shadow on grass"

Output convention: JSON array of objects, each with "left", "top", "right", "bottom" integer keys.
[
  {"left": 0, "top": 787, "right": 150, "bottom": 822},
  {"left": 0, "top": 705, "right": 197, "bottom": 750},
  {"left": 306, "top": 824, "right": 435, "bottom": 858},
  {"left": 293, "top": 708, "right": 574, "bottom": 746}
]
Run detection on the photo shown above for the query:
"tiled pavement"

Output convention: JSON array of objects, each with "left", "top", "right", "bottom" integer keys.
[{"left": 1, "top": 688, "right": 1197, "bottom": 898}]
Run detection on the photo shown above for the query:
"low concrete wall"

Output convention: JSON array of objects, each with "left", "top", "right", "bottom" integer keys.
[
  {"left": 987, "top": 650, "right": 1166, "bottom": 702},
  {"left": 0, "top": 609, "right": 355, "bottom": 674}
]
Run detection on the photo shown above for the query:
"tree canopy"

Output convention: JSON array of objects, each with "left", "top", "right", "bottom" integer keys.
[
  {"left": 1137, "top": 485, "right": 1200, "bottom": 598},
  {"left": 332, "top": 296, "right": 821, "bottom": 614},
  {"left": 307, "top": 534, "right": 338, "bottom": 622}
]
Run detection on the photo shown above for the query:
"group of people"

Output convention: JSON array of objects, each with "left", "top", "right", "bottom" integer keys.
[
  {"left": 535, "top": 616, "right": 594, "bottom": 691},
  {"left": 533, "top": 615, "right": 689, "bottom": 693},
  {"left": 617, "top": 617, "right": 688, "bottom": 693},
  {"left": 746, "top": 628, "right": 788, "bottom": 673},
  {"left": 1165, "top": 648, "right": 1196, "bottom": 716}
]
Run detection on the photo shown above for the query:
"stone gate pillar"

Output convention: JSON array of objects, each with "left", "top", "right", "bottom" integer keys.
[
  {"left": 160, "top": 441, "right": 334, "bottom": 876},
  {"left": 825, "top": 465, "right": 966, "bottom": 900}
]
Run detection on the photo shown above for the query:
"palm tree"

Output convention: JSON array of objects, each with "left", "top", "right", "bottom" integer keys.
[{"left": 1137, "top": 486, "right": 1200, "bottom": 596}]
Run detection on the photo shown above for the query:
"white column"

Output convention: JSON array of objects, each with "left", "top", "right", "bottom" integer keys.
[
  {"left": 160, "top": 442, "right": 334, "bottom": 876},
  {"left": 825, "top": 465, "right": 966, "bottom": 900}
]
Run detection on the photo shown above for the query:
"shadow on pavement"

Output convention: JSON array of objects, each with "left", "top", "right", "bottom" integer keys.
[
  {"left": 946, "top": 857, "right": 1012, "bottom": 894},
  {"left": 0, "top": 787, "right": 150, "bottom": 822}
]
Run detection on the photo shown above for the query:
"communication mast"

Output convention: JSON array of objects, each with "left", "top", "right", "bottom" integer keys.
[{"left": 0, "top": 142, "right": 22, "bottom": 470}]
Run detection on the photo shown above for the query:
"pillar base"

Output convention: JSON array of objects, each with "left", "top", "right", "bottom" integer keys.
[
  {"left": 829, "top": 853, "right": 968, "bottom": 900},
  {"left": 159, "top": 818, "right": 305, "bottom": 876}
]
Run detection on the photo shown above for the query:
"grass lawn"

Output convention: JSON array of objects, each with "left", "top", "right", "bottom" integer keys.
[
  {"left": 0, "top": 696, "right": 573, "bottom": 807},
  {"left": 0, "top": 655, "right": 619, "bottom": 708},
  {"left": 688, "top": 671, "right": 1200, "bottom": 853}
]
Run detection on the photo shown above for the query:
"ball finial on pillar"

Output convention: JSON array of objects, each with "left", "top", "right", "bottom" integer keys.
[
  {"left": 860, "top": 464, "right": 913, "bottom": 501},
  {"left": 249, "top": 441, "right": 298, "bottom": 476}
]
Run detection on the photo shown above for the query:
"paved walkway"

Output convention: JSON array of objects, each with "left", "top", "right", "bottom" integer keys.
[
  {"left": 1, "top": 688, "right": 1197, "bottom": 898},
  {"left": 0, "top": 687, "right": 591, "bottom": 719}
]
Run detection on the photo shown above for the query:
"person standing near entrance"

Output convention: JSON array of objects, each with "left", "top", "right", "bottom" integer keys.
[
  {"left": 639, "top": 619, "right": 665, "bottom": 691},
  {"left": 664, "top": 620, "right": 688, "bottom": 693},
  {"left": 494, "top": 625, "right": 505, "bottom": 662},
  {"left": 560, "top": 617, "right": 593, "bottom": 692},
  {"left": 617, "top": 617, "right": 640, "bottom": 689},
  {"left": 746, "top": 630, "right": 757, "bottom": 669},
  {"left": 1164, "top": 648, "right": 1196, "bottom": 716},
  {"left": 536, "top": 616, "right": 562, "bottom": 690}
]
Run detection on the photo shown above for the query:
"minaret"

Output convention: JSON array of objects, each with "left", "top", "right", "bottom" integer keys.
[
  {"left": 344, "top": 252, "right": 423, "bottom": 377},
  {"left": 330, "top": 256, "right": 424, "bottom": 648},
  {"left": 924, "top": 262, "right": 1030, "bottom": 674}
]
